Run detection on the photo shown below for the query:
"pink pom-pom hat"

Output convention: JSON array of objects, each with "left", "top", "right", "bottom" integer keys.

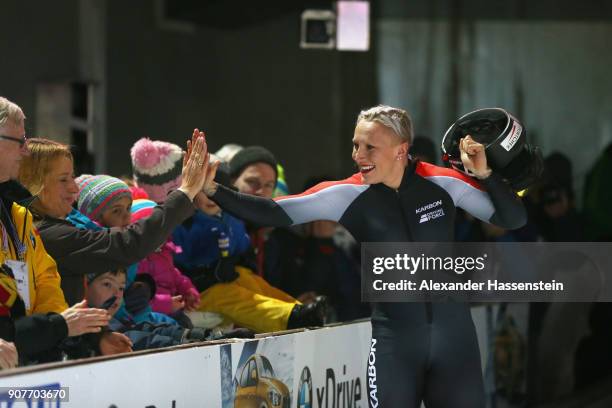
[{"left": 130, "top": 137, "right": 183, "bottom": 203}]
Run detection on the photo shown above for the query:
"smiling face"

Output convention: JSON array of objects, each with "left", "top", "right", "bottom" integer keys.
[
  {"left": 351, "top": 120, "right": 409, "bottom": 188},
  {"left": 86, "top": 271, "right": 126, "bottom": 316},
  {"left": 38, "top": 156, "right": 79, "bottom": 218}
]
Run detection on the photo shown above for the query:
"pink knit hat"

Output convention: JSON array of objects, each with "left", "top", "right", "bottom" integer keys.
[{"left": 130, "top": 138, "right": 183, "bottom": 203}]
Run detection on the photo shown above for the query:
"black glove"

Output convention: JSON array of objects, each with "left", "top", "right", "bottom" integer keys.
[
  {"left": 213, "top": 257, "right": 239, "bottom": 283},
  {"left": 123, "top": 281, "right": 152, "bottom": 315},
  {"left": 183, "top": 327, "right": 211, "bottom": 342},
  {"left": 183, "top": 327, "right": 255, "bottom": 343},
  {"left": 209, "top": 328, "right": 254, "bottom": 340}
]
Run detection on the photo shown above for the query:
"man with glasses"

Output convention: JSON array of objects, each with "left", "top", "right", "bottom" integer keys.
[
  {"left": 0, "top": 97, "right": 110, "bottom": 367},
  {"left": 0, "top": 98, "right": 28, "bottom": 182},
  {"left": 0, "top": 97, "right": 29, "bottom": 366}
]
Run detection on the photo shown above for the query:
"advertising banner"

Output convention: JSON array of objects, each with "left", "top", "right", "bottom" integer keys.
[
  {"left": 221, "top": 335, "right": 295, "bottom": 408},
  {"left": 0, "top": 321, "right": 372, "bottom": 408},
  {"left": 218, "top": 322, "right": 372, "bottom": 408},
  {"left": 292, "top": 324, "right": 371, "bottom": 408},
  {"left": 0, "top": 345, "right": 218, "bottom": 407}
]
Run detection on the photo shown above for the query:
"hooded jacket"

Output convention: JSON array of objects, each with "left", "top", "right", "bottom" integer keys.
[{"left": 135, "top": 239, "right": 199, "bottom": 315}]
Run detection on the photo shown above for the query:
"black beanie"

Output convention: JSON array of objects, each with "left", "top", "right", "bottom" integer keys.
[
  {"left": 214, "top": 161, "right": 234, "bottom": 189},
  {"left": 229, "top": 146, "right": 278, "bottom": 179}
]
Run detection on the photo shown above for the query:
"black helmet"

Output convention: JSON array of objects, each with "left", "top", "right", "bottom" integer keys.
[{"left": 441, "top": 108, "right": 543, "bottom": 190}]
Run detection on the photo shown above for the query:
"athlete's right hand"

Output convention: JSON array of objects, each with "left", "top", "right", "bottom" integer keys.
[
  {"left": 459, "top": 135, "right": 491, "bottom": 179},
  {"left": 201, "top": 137, "right": 220, "bottom": 197}
]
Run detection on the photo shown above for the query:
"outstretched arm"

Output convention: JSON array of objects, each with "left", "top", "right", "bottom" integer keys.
[
  {"left": 204, "top": 162, "right": 367, "bottom": 228},
  {"left": 201, "top": 141, "right": 339, "bottom": 227},
  {"left": 210, "top": 185, "right": 294, "bottom": 227}
]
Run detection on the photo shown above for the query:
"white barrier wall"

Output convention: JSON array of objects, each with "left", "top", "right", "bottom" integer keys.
[{"left": 0, "top": 321, "right": 372, "bottom": 408}]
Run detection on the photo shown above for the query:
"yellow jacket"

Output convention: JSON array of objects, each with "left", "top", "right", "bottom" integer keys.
[{"left": 0, "top": 202, "right": 67, "bottom": 315}]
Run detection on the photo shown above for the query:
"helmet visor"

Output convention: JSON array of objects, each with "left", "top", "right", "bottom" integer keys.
[{"left": 455, "top": 108, "right": 509, "bottom": 145}]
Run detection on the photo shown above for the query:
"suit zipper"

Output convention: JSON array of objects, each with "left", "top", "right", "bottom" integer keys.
[{"left": 396, "top": 189, "right": 433, "bottom": 324}]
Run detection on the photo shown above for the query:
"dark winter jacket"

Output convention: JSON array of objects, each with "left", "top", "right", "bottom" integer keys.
[{"left": 33, "top": 190, "right": 194, "bottom": 304}]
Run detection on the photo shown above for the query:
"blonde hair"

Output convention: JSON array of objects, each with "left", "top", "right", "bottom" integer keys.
[
  {"left": 0, "top": 97, "right": 25, "bottom": 130},
  {"left": 19, "top": 138, "right": 73, "bottom": 196},
  {"left": 357, "top": 105, "right": 414, "bottom": 144}
]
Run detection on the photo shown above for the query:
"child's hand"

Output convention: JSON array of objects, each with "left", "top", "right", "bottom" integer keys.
[
  {"left": 184, "top": 292, "right": 201, "bottom": 312},
  {"left": 171, "top": 295, "right": 185, "bottom": 312},
  {"left": 99, "top": 332, "right": 133, "bottom": 355}
]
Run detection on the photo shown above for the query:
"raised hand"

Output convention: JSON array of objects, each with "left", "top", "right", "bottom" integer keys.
[
  {"left": 459, "top": 135, "right": 492, "bottom": 179},
  {"left": 179, "top": 129, "right": 212, "bottom": 200},
  {"left": 200, "top": 137, "right": 220, "bottom": 197}
]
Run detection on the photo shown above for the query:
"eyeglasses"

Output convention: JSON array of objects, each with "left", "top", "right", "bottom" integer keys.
[{"left": 0, "top": 134, "right": 26, "bottom": 147}]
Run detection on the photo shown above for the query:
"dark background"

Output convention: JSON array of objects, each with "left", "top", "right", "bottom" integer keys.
[{"left": 2, "top": 0, "right": 610, "bottom": 192}]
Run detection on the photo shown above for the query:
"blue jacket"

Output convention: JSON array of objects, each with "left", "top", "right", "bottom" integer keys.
[
  {"left": 66, "top": 210, "right": 176, "bottom": 325},
  {"left": 172, "top": 211, "right": 250, "bottom": 269}
]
